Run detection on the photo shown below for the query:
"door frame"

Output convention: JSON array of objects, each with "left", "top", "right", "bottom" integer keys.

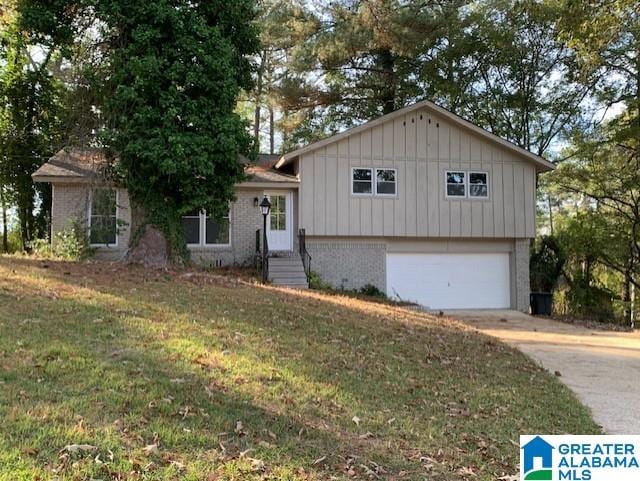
[{"left": 264, "top": 190, "right": 293, "bottom": 251}]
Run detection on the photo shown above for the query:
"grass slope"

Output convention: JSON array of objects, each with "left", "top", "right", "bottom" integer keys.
[{"left": 0, "top": 256, "right": 599, "bottom": 480}]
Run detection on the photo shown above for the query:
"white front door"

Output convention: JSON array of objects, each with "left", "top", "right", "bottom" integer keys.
[{"left": 265, "top": 191, "right": 293, "bottom": 251}]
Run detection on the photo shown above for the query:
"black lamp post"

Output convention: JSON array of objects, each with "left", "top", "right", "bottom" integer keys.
[{"left": 259, "top": 196, "right": 271, "bottom": 283}]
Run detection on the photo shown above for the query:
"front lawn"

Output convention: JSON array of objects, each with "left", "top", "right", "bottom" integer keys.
[{"left": 0, "top": 256, "right": 599, "bottom": 480}]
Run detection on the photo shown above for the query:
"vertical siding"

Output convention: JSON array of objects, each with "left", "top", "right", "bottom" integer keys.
[{"left": 298, "top": 106, "right": 538, "bottom": 239}]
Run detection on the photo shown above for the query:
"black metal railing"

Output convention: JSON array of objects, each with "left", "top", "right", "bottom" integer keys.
[
  {"left": 298, "top": 228, "right": 312, "bottom": 282},
  {"left": 256, "top": 228, "right": 269, "bottom": 282}
]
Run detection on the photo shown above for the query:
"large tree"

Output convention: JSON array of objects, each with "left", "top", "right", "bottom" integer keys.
[
  {"left": 267, "top": 0, "right": 596, "bottom": 158},
  {"left": 446, "top": 0, "right": 599, "bottom": 157},
  {"left": 0, "top": 7, "right": 62, "bottom": 249},
  {"left": 550, "top": 114, "right": 639, "bottom": 325},
  {"left": 19, "top": 0, "right": 259, "bottom": 263},
  {"left": 274, "top": 0, "right": 463, "bottom": 147}
]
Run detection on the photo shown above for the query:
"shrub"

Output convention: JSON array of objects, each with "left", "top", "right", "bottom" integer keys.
[
  {"left": 28, "top": 238, "right": 53, "bottom": 258},
  {"left": 308, "top": 271, "right": 332, "bottom": 290},
  {"left": 530, "top": 236, "right": 565, "bottom": 292},
  {"left": 359, "top": 283, "right": 385, "bottom": 298},
  {"left": 52, "top": 219, "right": 94, "bottom": 261},
  {"left": 554, "top": 284, "right": 615, "bottom": 322}
]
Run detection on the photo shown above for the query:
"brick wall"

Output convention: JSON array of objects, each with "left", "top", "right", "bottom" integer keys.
[
  {"left": 190, "top": 189, "right": 264, "bottom": 267},
  {"left": 51, "top": 183, "right": 131, "bottom": 260},
  {"left": 306, "top": 237, "right": 531, "bottom": 311},
  {"left": 514, "top": 238, "right": 531, "bottom": 312},
  {"left": 305, "top": 238, "right": 387, "bottom": 291},
  {"left": 52, "top": 183, "right": 297, "bottom": 266}
]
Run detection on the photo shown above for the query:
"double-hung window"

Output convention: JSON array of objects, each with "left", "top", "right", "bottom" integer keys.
[
  {"left": 182, "top": 209, "right": 231, "bottom": 246},
  {"left": 446, "top": 171, "right": 466, "bottom": 198},
  {"left": 375, "top": 168, "right": 396, "bottom": 195},
  {"left": 89, "top": 188, "right": 117, "bottom": 245},
  {"left": 469, "top": 172, "right": 489, "bottom": 198},
  {"left": 352, "top": 168, "right": 373, "bottom": 194},
  {"left": 182, "top": 210, "right": 201, "bottom": 245},
  {"left": 205, "top": 211, "right": 230, "bottom": 245}
]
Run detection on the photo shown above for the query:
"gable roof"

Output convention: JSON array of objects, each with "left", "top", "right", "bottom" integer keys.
[
  {"left": 33, "top": 148, "right": 299, "bottom": 186},
  {"left": 276, "top": 99, "right": 556, "bottom": 172},
  {"left": 32, "top": 147, "right": 109, "bottom": 181}
]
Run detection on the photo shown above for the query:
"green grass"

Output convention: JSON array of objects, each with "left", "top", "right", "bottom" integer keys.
[{"left": 0, "top": 255, "right": 599, "bottom": 480}]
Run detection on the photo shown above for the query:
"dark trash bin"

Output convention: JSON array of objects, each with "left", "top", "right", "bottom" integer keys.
[{"left": 530, "top": 292, "right": 553, "bottom": 316}]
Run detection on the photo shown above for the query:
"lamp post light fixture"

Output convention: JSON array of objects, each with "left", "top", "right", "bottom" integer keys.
[{"left": 259, "top": 196, "right": 271, "bottom": 284}]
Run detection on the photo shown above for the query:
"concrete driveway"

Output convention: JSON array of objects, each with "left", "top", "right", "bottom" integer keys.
[{"left": 447, "top": 310, "right": 640, "bottom": 434}]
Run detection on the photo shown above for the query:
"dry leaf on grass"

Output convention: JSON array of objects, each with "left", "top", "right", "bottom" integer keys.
[
  {"left": 312, "top": 455, "right": 327, "bottom": 465},
  {"left": 142, "top": 444, "right": 159, "bottom": 456},
  {"left": 61, "top": 444, "right": 97, "bottom": 454}
]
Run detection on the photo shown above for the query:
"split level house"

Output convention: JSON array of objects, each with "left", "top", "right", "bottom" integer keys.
[{"left": 33, "top": 99, "right": 555, "bottom": 311}]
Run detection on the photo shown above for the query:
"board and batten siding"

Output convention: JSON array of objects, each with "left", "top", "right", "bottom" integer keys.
[{"left": 299, "top": 107, "right": 537, "bottom": 238}]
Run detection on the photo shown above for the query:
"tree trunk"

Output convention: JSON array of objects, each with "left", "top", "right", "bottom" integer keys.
[
  {"left": 0, "top": 185, "right": 8, "bottom": 253},
  {"left": 253, "top": 50, "right": 266, "bottom": 151},
  {"left": 126, "top": 202, "right": 171, "bottom": 268},
  {"left": 378, "top": 48, "right": 396, "bottom": 115},
  {"left": 547, "top": 194, "right": 554, "bottom": 236},
  {"left": 622, "top": 271, "right": 633, "bottom": 324},
  {"left": 18, "top": 193, "right": 34, "bottom": 252},
  {"left": 269, "top": 105, "right": 275, "bottom": 155},
  {"left": 631, "top": 281, "right": 636, "bottom": 329}
]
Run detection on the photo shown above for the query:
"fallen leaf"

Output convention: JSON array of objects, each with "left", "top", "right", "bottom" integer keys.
[
  {"left": 312, "top": 455, "right": 326, "bottom": 465},
  {"left": 62, "top": 444, "right": 97, "bottom": 454},
  {"left": 235, "top": 420, "right": 246, "bottom": 436},
  {"left": 142, "top": 444, "right": 159, "bottom": 456}
]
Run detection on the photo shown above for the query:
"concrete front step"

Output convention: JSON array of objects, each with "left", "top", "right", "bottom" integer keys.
[{"left": 268, "top": 256, "right": 309, "bottom": 289}]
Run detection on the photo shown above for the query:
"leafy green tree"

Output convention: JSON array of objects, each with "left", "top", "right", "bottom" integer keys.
[
  {"left": 551, "top": 115, "right": 639, "bottom": 324},
  {"left": 246, "top": 0, "right": 316, "bottom": 154},
  {"left": 559, "top": 0, "right": 639, "bottom": 127},
  {"left": 453, "top": 0, "right": 597, "bottom": 156},
  {"left": 264, "top": 0, "right": 595, "bottom": 157},
  {"left": 0, "top": 8, "right": 62, "bottom": 249},
  {"left": 18, "top": 0, "right": 260, "bottom": 263},
  {"left": 276, "top": 0, "right": 463, "bottom": 143}
]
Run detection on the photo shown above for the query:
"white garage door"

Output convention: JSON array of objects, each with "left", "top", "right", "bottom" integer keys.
[{"left": 386, "top": 253, "right": 511, "bottom": 309}]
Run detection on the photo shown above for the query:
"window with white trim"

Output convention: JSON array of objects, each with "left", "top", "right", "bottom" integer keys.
[
  {"left": 205, "top": 211, "right": 230, "bottom": 245},
  {"left": 446, "top": 171, "right": 466, "bottom": 197},
  {"left": 269, "top": 195, "right": 287, "bottom": 231},
  {"left": 352, "top": 168, "right": 373, "bottom": 194},
  {"left": 469, "top": 172, "right": 489, "bottom": 198},
  {"left": 375, "top": 168, "right": 396, "bottom": 195},
  {"left": 182, "top": 209, "right": 231, "bottom": 246},
  {"left": 90, "top": 188, "right": 117, "bottom": 245},
  {"left": 182, "top": 210, "right": 201, "bottom": 245}
]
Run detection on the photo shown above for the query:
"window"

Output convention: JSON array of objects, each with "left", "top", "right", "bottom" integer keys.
[
  {"left": 181, "top": 209, "right": 231, "bottom": 246},
  {"left": 352, "top": 168, "right": 373, "bottom": 194},
  {"left": 375, "top": 168, "right": 396, "bottom": 195},
  {"left": 469, "top": 172, "right": 488, "bottom": 198},
  {"left": 182, "top": 210, "right": 201, "bottom": 245},
  {"left": 446, "top": 171, "right": 466, "bottom": 197},
  {"left": 90, "top": 188, "right": 117, "bottom": 245},
  {"left": 269, "top": 195, "right": 287, "bottom": 231},
  {"left": 205, "top": 211, "right": 230, "bottom": 245}
]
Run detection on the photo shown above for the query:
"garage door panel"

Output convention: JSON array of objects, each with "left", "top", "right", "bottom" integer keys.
[{"left": 386, "top": 253, "right": 510, "bottom": 309}]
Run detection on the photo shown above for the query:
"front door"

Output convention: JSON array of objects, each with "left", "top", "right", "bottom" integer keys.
[{"left": 265, "top": 191, "right": 293, "bottom": 251}]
